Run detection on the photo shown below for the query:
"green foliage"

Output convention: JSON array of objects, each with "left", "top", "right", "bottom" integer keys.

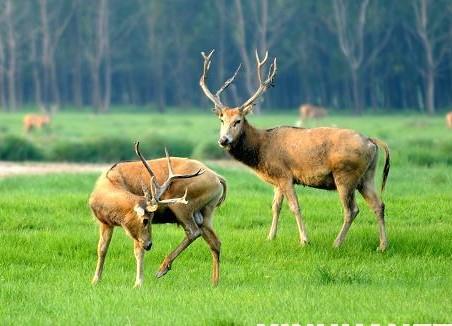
[
  {"left": 1, "top": 113, "right": 452, "bottom": 166},
  {"left": 50, "top": 137, "right": 134, "bottom": 162},
  {"left": 3, "top": 1, "right": 452, "bottom": 111},
  {"left": 140, "top": 134, "right": 194, "bottom": 158},
  {"left": 192, "top": 140, "right": 228, "bottom": 160},
  {"left": 0, "top": 135, "right": 43, "bottom": 161},
  {"left": 403, "top": 138, "right": 452, "bottom": 167}
]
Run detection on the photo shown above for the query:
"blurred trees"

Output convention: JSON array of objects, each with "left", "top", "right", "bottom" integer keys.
[{"left": 0, "top": 0, "right": 450, "bottom": 113}]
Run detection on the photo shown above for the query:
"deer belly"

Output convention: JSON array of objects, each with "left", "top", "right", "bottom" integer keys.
[
  {"left": 152, "top": 207, "right": 179, "bottom": 224},
  {"left": 295, "top": 172, "right": 336, "bottom": 190}
]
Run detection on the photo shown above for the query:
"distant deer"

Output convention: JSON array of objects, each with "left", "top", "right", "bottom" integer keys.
[
  {"left": 299, "top": 104, "right": 328, "bottom": 126},
  {"left": 446, "top": 112, "right": 452, "bottom": 129},
  {"left": 200, "top": 50, "right": 390, "bottom": 251},
  {"left": 23, "top": 114, "right": 51, "bottom": 133},
  {"left": 89, "top": 142, "right": 227, "bottom": 287}
]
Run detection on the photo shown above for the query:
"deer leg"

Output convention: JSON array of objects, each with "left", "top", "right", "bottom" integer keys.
[
  {"left": 92, "top": 223, "right": 113, "bottom": 285},
  {"left": 358, "top": 182, "right": 388, "bottom": 251},
  {"left": 268, "top": 187, "right": 284, "bottom": 240},
  {"left": 156, "top": 221, "right": 201, "bottom": 278},
  {"left": 133, "top": 240, "right": 145, "bottom": 288},
  {"left": 333, "top": 185, "right": 359, "bottom": 248},
  {"left": 283, "top": 184, "right": 309, "bottom": 245},
  {"left": 201, "top": 225, "right": 221, "bottom": 286}
]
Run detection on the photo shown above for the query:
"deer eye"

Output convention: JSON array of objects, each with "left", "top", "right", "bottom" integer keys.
[
  {"left": 143, "top": 218, "right": 149, "bottom": 226},
  {"left": 220, "top": 119, "right": 224, "bottom": 124},
  {"left": 233, "top": 120, "right": 241, "bottom": 127}
]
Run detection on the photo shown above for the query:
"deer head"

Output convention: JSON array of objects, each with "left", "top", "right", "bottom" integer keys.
[
  {"left": 200, "top": 49, "right": 277, "bottom": 148},
  {"left": 133, "top": 142, "right": 204, "bottom": 250}
]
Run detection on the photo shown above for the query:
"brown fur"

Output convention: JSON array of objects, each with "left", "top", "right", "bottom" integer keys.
[
  {"left": 446, "top": 112, "right": 452, "bottom": 129},
  {"left": 200, "top": 50, "right": 390, "bottom": 251},
  {"left": 89, "top": 157, "right": 226, "bottom": 287},
  {"left": 299, "top": 104, "right": 328, "bottom": 125},
  {"left": 218, "top": 108, "right": 390, "bottom": 251},
  {"left": 23, "top": 114, "right": 51, "bottom": 133}
]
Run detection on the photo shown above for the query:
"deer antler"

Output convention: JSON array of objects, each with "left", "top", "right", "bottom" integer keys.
[
  {"left": 153, "top": 147, "right": 205, "bottom": 200},
  {"left": 240, "top": 50, "right": 277, "bottom": 111},
  {"left": 135, "top": 142, "right": 205, "bottom": 206},
  {"left": 200, "top": 49, "right": 241, "bottom": 111}
]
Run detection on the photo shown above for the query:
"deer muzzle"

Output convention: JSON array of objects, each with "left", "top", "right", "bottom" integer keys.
[
  {"left": 143, "top": 240, "right": 152, "bottom": 251},
  {"left": 218, "top": 135, "right": 232, "bottom": 147}
]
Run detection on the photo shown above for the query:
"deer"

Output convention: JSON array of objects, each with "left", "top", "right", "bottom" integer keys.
[
  {"left": 299, "top": 104, "right": 328, "bottom": 126},
  {"left": 199, "top": 49, "right": 390, "bottom": 251},
  {"left": 446, "top": 112, "right": 452, "bottom": 129},
  {"left": 89, "top": 142, "right": 227, "bottom": 287},
  {"left": 23, "top": 114, "right": 51, "bottom": 133}
]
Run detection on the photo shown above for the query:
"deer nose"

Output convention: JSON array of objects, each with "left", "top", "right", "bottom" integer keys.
[
  {"left": 218, "top": 136, "right": 230, "bottom": 147},
  {"left": 144, "top": 241, "right": 152, "bottom": 251}
]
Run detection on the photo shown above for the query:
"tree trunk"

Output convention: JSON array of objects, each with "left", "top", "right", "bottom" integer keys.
[
  {"left": 91, "top": 66, "right": 101, "bottom": 112},
  {"left": 5, "top": 0, "right": 16, "bottom": 111},
  {"left": 102, "top": 55, "right": 111, "bottom": 113},
  {"left": 31, "top": 34, "right": 43, "bottom": 109},
  {"left": 73, "top": 9, "right": 83, "bottom": 109},
  {"left": 50, "top": 59, "right": 60, "bottom": 109},
  {"left": 425, "top": 67, "right": 435, "bottom": 114},
  {"left": 0, "top": 35, "right": 7, "bottom": 111},
  {"left": 351, "top": 68, "right": 362, "bottom": 114}
]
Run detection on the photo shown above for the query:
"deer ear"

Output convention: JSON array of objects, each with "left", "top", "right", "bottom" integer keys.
[
  {"left": 134, "top": 204, "right": 146, "bottom": 217},
  {"left": 241, "top": 104, "right": 254, "bottom": 115}
]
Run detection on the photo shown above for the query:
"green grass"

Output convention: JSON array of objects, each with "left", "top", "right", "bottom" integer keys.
[
  {"left": 1, "top": 112, "right": 451, "bottom": 165},
  {"left": 0, "top": 112, "right": 452, "bottom": 324},
  {"left": 1, "top": 165, "right": 451, "bottom": 324}
]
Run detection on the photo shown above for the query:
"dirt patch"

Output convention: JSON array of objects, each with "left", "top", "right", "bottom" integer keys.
[
  {"left": 0, "top": 161, "right": 110, "bottom": 178},
  {"left": 0, "top": 159, "right": 244, "bottom": 178}
]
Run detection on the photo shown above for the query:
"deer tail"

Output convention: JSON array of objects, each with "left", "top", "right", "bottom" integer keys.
[
  {"left": 216, "top": 174, "right": 227, "bottom": 207},
  {"left": 370, "top": 138, "right": 390, "bottom": 193}
]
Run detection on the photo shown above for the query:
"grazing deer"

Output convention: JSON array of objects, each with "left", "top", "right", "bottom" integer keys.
[
  {"left": 446, "top": 112, "right": 452, "bottom": 129},
  {"left": 89, "top": 142, "right": 227, "bottom": 287},
  {"left": 23, "top": 114, "right": 51, "bottom": 133},
  {"left": 200, "top": 50, "right": 390, "bottom": 251},
  {"left": 299, "top": 104, "right": 328, "bottom": 125}
]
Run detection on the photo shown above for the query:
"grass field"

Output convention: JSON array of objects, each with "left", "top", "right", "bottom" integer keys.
[{"left": 1, "top": 113, "right": 451, "bottom": 324}]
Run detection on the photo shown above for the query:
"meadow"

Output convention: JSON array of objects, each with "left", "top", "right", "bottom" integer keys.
[{"left": 0, "top": 112, "right": 451, "bottom": 324}]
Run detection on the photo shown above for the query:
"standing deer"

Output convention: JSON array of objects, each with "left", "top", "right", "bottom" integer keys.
[
  {"left": 89, "top": 142, "right": 227, "bottom": 287},
  {"left": 299, "top": 104, "right": 328, "bottom": 126},
  {"left": 23, "top": 114, "right": 51, "bottom": 133},
  {"left": 446, "top": 112, "right": 452, "bottom": 129},
  {"left": 200, "top": 50, "right": 390, "bottom": 251}
]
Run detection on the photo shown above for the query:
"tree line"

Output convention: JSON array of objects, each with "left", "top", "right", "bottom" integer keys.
[{"left": 0, "top": 0, "right": 451, "bottom": 114}]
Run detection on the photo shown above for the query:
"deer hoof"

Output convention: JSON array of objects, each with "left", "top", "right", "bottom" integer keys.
[
  {"left": 300, "top": 238, "right": 310, "bottom": 246},
  {"left": 377, "top": 242, "right": 388, "bottom": 252},
  {"left": 156, "top": 266, "right": 171, "bottom": 278}
]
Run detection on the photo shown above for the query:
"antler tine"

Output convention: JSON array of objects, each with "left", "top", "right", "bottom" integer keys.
[
  {"left": 155, "top": 148, "right": 206, "bottom": 200},
  {"left": 149, "top": 176, "right": 158, "bottom": 200},
  {"left": 140, "top": 180, "right": 152, "bottom": 201},
  {"left": 158, "top": 188, "right": 189, "bottom": 206},
  {"left": 266, "top": 57, "right": 277, "bottom": 86},
  {"left": 215, "top": 64, "right": 241, "bottom": 98},
  {"left": 135, "top": 141, "right": 156, "bottom": 178},
  {"left": 164, "top": 147, "right": 174, "bottom": 178},
  {"left": 200, "top": 49, "right": 225, "bottom": 109},
  {"left": 240, "top": 50, "right": 277, "bottom": 110}
]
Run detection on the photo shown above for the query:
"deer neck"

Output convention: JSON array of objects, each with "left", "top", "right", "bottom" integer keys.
[{"left": 228, "top": 119, "right": 265, "bottom": 169}]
